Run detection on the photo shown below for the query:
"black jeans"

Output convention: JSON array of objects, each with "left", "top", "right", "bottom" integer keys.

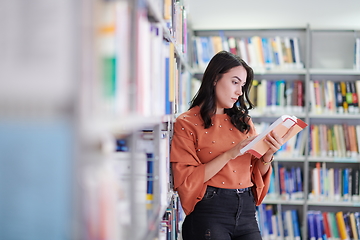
[{"left": 182, "top": 186, "right": 262, "bottom": 240}]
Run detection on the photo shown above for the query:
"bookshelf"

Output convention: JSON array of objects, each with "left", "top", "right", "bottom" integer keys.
[
  {"left": 192, "top": 26, "right": 360, "bottom": 239},
  {"left": 79, "top": 0, "right": 196, "bottom": 239},
  {"left": 0, "top": 0, "right": 194, "bottom": 240}
]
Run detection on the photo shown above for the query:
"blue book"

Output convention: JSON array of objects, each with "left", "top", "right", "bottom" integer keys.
[
  {"left": 200, "top": 37, "right": 212, "bottom": 64},
  {"left": 164, "top": 42, "right": 171, "bottom": 114},
  {"left": 146, "top": 153, "right": 154, "bottom": 199},
  {"left": 282, "top": 211, "right": 289, "bottom": 239},
  {"left": 314, "top": 211, "right": 326, "bottom": 240},
  {"left": 343, "top": 212, "right": 353, "bottom": 239},
  {"left": 261, "top": 37, "right": 273, "bottom": 69},
  {"left": 291, "top": 167, "right": 297, "bottom": 195},
  {"left": 343, "top": 168, "right": 349, "bottom": 201},
  {"left": 307, "top": 211, "right": 316, "bottom": 240},
  {"left": 265, "top": 206, "right": 274, "bottom": 237},
  {"left": 291, "top": 210, "right": 301, "bottom": 240},
  {"left": 268, "top": 170, "right": 276, "bottom": 195},
  {"left": 285, "top": 168, "right": 291, "bottom": 197},
  {"left": 296, "top": 167, "right": 303, "bottom": 193}
]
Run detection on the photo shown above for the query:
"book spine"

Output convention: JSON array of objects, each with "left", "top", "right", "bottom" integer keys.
[{"left": 336, "top": 212, "right": 349, "bottom": 240}]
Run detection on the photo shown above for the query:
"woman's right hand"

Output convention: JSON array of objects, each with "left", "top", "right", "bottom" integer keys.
[{"left": 227, "top": 135, "right": 257, "bottom": 159}]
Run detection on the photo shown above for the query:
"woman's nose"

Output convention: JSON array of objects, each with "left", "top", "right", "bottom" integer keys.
[{"left": 236, "top": 86, "right": 242, "bottom": 96}]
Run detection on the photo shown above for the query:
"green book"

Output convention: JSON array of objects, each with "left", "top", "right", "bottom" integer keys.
[{"left": 327, "top": 212, "right": 340, "bottom": 239}]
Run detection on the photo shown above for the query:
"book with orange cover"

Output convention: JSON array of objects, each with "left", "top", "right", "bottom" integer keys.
[{"left": 240, "top": 115, "right": 308, "bottom": 158}]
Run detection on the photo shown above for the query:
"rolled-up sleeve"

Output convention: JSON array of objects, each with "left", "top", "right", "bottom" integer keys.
[{"left": 170, "top": 120, "right": 207, "bottom": 215}]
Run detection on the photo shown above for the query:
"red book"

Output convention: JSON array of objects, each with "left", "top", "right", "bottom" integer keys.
[
  {"left": 296, "top": 80, "right": 304, "bottom": 109},
  {"left": 279, "top": 167, "right": 286, "bottom": 196},
  {"left": 240, "top": 115, "right": 308, "bottom": 158},
  {"left": 322, "top": 212, "right": 332, "bottom": 239}
]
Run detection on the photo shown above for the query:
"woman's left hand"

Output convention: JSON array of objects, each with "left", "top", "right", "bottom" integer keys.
[
  {"left": 263, "top": 130, "right": 283, "bottom": 158},
  {"left": 262, "top": 126, "right": 296, "bottom": 161}
]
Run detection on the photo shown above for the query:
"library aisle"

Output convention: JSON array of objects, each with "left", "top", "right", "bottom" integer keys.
[{"left": 1, "top": 0, "right": 360, "bottom": 240}]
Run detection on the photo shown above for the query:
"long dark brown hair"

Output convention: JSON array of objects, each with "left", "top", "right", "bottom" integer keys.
[{"left": 190, "top": 51, "right": 254, "bottom": 133}]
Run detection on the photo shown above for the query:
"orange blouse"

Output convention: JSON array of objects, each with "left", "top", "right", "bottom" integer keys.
[{"left": 170, "top": 106, "right": 272, "bottom": 215}]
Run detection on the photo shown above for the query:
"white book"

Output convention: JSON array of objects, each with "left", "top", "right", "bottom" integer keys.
[
  {"left": 238, "top": 38, "right": 249, "bottom": 64},
  {"left": 285, "top": 210, "right": 294, "bottom": 240},
  {"left": 292, "top": 37, "right": 303, "bottom": 69},
  {"left": 328, "top": 168, "right": 335, "bottom": 201},
  {"left": 275, "top": 36, "right": 285, "bottom": 69}
]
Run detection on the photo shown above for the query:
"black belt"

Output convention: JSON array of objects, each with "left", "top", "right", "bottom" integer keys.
[{"left": 207, "top": 186, "right": 251, "bottom": 195}]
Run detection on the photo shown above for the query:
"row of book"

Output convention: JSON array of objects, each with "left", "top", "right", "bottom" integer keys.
[
  {"left": 249, "top": 79, "right": 305, "bottom": 116},
  {"left": 249, "top": 79, "right": 360, "bottom": 116},
  {"left": 267, "top": 166, "right": 304, "bottom": 201},
  {"left": 266, "top": 163, "right": 360, "bottom": 204},
  {"left": 254, "top": 121, "right": 307, "bottom": 158},
  {"left": 98, "top": 130, "right": 172, "bottom": 239},
  {"left": 193, "top": 35, "right": 304, "bottom": 72},
  {"left": 257, "top": 205, "right": 301, "bottom": 240},
  {"left": 309, "top": 124, "right": 360, "bottom": 159},
  {"left": 309, "top": 163, "right": 360, "bottom": 203},
  {"left": 307, "top": 210, "right": 360, "bottom": 240},
  {"left": 309, "top": 80, "right": 360, "bottom": 115},
  {"left": 159, "top": 194, "right": 185, "bottom": 240},
  {"left": 163, "top": 0, "right": 188, "bottom": 54},
  {"left": 96, "top": 0, "right": 192, "bottom": 118}
]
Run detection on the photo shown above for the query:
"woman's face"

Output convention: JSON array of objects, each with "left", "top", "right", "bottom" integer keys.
[{"left": 214, "top": 65, "right": 247, "bottom": 114}]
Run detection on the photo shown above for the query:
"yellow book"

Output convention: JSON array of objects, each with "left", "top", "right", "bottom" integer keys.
[
  {"left": 251, "top": 36, "right": 265, "bottom": 68},
  {"left": 163, "top": 0, "right": 172, "bottom": 20},
  {"left": 336, "top": 211, "right": 349, "bottom": 240},
  {"left": 249, "top": 79, "right": 259, "bottom": 107},
  {"left": 256, "top": 79, "right": 267, "bottom": 112},
  {"left": 327, "top": 126, "right": 333, "bottom": 157},
  {"left": 350, "top": 212, "right": 359, "bottom": 240},
  {"left": 211, "top": 36, "right": 223, "bottom": 54}
]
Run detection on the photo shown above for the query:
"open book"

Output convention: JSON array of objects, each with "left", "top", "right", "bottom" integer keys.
[{"left": 240, "top": 115, "right": 308, "bottom": 158}]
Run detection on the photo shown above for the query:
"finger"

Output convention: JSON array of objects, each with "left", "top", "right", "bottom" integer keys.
[
  {"left": 264, "top": 138, "right": 280, "bottom": 153},
  {"left": 265, "top": 133, "right": 282, "bottom": 149},
  {"left": 282, "top": 126, "right": 297, "bottom": 141}
]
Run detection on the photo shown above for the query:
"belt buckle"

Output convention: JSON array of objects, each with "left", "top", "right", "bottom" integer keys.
[{"left": 236, "top": 188, "right": 245, "bottom": 193}]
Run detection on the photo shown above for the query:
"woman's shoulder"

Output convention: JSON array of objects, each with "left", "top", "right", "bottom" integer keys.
[{"left": 175, "top": 106, "right": 202, "bottom": 126}]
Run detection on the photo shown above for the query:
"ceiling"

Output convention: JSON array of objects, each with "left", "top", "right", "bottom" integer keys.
[{"left": 185, "top": 0, "right": 360, "bottom": 30}]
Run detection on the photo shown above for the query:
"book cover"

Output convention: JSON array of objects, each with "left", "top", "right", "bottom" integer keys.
[
  {"left": 314, "top": 211, "right": 326, "bottom": 240},
  {"left": 354, "top": 212, "right": 360, "bottom": 240},
  {"left": 308, "top": 211, "right": 316, "bottom": 240},
  {"left": 322, "top": 211, "right": 332, "bottom": 240},
  {"left": 343, "top": 212, "right": 352, "bottom": 239},
  {"left": 285, "top": 210, "right": 295, "bottom": 240},
  {"left": 265, "top": 205, "right": 275, "bottom": 239},
  {"left": 336, "top": 211, "right": 349, "bottom": 240},
  {"left": 328, "top": 212, "right": 341, "bottom": 240},
  {"left": 291, "top": 210, "right": 301, "bottom": 240},
  {"left": 240, "top": 115, "right": 307, "bottom": 158},
  {"left": 350, "top": 213, "right": 359, "bottom": 240}
]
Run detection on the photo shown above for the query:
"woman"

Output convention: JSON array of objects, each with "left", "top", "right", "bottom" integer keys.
[{"left": 170, "top": 51, "right": 286, "bottom": 240}]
